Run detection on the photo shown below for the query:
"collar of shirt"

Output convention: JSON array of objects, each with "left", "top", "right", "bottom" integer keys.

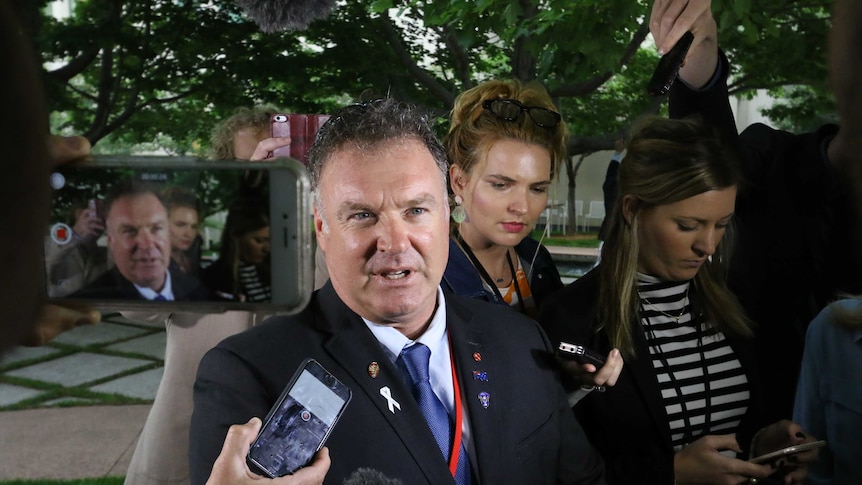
[
  {"left": 362, "top": 287, "right": 475, "bottom": 460},
  {"left": 135, "top": 271, "right": 174, "bottom": 301}
]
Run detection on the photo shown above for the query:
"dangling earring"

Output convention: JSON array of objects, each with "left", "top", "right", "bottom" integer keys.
[{"left": 451, "top": 195, "right": 467, "bottom": 223}]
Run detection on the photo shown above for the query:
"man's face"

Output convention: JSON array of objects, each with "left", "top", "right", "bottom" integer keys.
[
  {"left": 314, "top": 139, "right": 450, "bottom": 338},
  {"left": 106, "top": 192, "right": 171, "bottom": 291}
]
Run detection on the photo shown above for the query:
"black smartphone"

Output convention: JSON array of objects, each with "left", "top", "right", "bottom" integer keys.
[
  {"left": 247, "top": 358, "right": 352, "bottom": 477},
  {"left": 270, "top": 114, "right": 330, "bottom": 165},
  {"left": 558, "top": 342, "right": 606, "bottom": 367},
  {"left": 647, "top": 31, "right": 695, "bottom": 96},
  {"left": 45, "top": 155, "right": 313, "bottom": 312}
]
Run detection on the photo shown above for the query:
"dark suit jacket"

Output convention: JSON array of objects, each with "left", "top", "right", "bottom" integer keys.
[
  {"left": 189, "top": 283, "right": 605, "bottom": 485},
  {"left": 539, "top": 269, "right": 765, "bottom": 485},
  {"left": 72, "top": 267, "right": 210, "bottom": 301}
]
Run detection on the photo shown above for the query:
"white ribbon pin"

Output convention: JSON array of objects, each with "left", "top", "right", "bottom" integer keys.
[{"left": 380, "top": 386, "right": 401, "bottom": 414}]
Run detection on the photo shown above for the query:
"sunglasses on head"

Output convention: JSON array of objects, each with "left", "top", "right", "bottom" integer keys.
[{"left": 481, "top": 98, "right": 561, "bottom": 128}]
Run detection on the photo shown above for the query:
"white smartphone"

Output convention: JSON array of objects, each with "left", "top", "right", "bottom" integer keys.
[
  {"left": 247, "top": 358, "right": 351, "bottom": 477},
  {"left": 748, "top": 439, "right": 827, "bottom": 464},
  {"left": 44, "top": 155, "right": 313, "bottom": 312}
]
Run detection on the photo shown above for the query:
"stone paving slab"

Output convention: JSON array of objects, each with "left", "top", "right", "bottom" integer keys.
[
  {"left": 0, "top": 383, "right": 44, "bottom": 407},
  {"left": 105, "top": 331, "right": 167, "bottom": 360},
  {"left": 53, "top": 321, "right": 152, "bottom": 346},
  {"left": 0, "top": 345, "right": 61, "bottom": 367},
  {"left": 90, "top": 366, "right": 163, "bottom": 400},
  {"left": 4, "top": 352, "right": 152, "bottom": 387},
  {"left": 0, "top": 405, "right": 151, "bottom": 480}
]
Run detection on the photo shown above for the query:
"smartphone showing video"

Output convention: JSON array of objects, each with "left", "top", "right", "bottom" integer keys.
[
  {"left": 647, "top": 31, "right": 695, "bottom": 96},
  {"left": 44, "top": 155, "right": 313, "bottom": 312},
  {"left": 270, "top": 114, "right": 331, "bottom": 165},
  {"left": 248, "top": 358, "right": 351, "bottom": 477}
]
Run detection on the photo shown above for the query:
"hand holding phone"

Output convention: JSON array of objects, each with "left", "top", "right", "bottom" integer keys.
[
  {"left": 45, "top": 156, "right": 313, "bottom": 311},
  {"left": 647, "top": 31, "right": 695, "bottom": 96},
  {"left": 247, "top": 359, "right": 351, "bottom": 478}
]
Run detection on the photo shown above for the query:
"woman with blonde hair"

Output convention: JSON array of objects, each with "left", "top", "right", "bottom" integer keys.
[
  {"left": 540, "top": 116, "right": 816, "bottom": 485},
  {"left": 442, "top": 79, "right": 567, "bottom": 317}
]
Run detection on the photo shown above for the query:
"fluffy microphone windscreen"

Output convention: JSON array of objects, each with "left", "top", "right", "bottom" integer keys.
[{"left": 234, "top": 0, "right": 338, "bottom": 32}]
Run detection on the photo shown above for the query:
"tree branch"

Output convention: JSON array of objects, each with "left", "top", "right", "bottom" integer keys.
[
  {"left": 551, "top": 20, "right": 651, "bottom": 97},
  {"left": 510, "top": 0, "right": 538, "bottom": 81},
  {"left": 441, "top": 24, "right": 473, "bottom": 88},
  {"left": 47, "top": 47, "right": 101, "bottom": 83},
  {"left": 376, "top": 14, "right": 455, "bottom": 105}
]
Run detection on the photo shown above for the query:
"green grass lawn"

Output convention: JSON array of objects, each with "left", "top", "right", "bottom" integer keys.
[
  {"left": 532, "top": 230, "right": 600, "bottom": 248},
  {"left": 0, "top": 478, "right": 124, "bottom": 485}
]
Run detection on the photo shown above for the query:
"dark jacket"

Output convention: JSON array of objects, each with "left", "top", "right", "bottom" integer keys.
[
  {"left": 190, "top": 282, "right": 606, "bottom": 485},
  {"left": 72, "top": 267, "right": 210, "bottom": 301},
  {"left": 539, "top": 269, "right": 765, "bottom": 485},
  {"left": 441, "top": 236, "right": 563, "bottom": 310}
]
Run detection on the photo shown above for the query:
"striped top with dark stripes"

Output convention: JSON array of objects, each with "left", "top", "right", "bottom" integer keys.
[
  {"left": 238, "top": 263, "right": 271, "bottom": 302},
  {"left": 637, "top": 273, "right": 749, "bottom": 453}
]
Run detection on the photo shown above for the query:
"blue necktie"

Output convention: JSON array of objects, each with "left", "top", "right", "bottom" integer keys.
[
  {"left": 153, "top": 294, "right": 167, "bottom": 301},
  {"left": 398, "top": 343, "right": 472, "bottom": 485}
]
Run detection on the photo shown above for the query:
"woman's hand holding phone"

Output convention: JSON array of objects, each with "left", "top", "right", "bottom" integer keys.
[
  {"left": 556, "top": 344, "right": 624, "bottom": 390},
  {"left": 674, "top": 434, "right": 773, "bottom": 485},
  {"left": 748, "top": 420, "right": 820, "bottom": 484},
  {"left": 207, "top": 417, "right": 330, "bottom": 485}
]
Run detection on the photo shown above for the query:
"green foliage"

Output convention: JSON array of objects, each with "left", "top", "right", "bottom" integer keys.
[{"left": 32, "top": 0, "right": 835, "bottom": 155}]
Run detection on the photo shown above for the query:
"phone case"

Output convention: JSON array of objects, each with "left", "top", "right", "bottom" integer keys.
[
  {"left": 647, "top": 31, "right": 695, "bottom": 96},
  {"left": 247, "top": 358, "right": 352, "bottom": 477},
  {"left": 45, "top": 155, "right": 313, "bottom": 313},
  {"left": 270, "top": 114, "right": 331, "bottom": 165}
]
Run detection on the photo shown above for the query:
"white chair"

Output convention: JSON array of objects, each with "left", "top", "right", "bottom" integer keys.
[
  {"left": 583, "top": 200, "right": 605, "bottom": 232},
  {"left": 549, "top": 201, "right": 567, "bottom": 233},
  {"left": 574, "top": 200, "right": 584, "bottom": 232}
]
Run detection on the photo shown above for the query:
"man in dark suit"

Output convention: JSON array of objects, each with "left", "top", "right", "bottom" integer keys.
[
  {"left": 74, "top": 180, "right": 209, "bottom": 301},
  {"left": 190, "top": 98, "right": 605, "bottom": 484}
]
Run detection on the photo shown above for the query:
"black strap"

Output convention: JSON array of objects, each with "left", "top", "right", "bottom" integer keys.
[{"left": 454, "top": 229, "right": 526, "bottom": 313}]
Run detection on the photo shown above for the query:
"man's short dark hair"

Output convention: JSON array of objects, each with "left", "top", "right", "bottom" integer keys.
[
  {"left": 306, "top": 97, "right": 449, "bottom": 197},
  {"left": 103, "top": 179, "right": 165, "bottom": 218}
]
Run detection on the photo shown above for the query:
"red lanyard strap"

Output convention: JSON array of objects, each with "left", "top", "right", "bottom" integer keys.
[{"left": 447, "top": 333, "right": 464, "bottom": 477}]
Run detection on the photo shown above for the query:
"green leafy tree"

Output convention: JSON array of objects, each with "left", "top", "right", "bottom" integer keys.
[{"left": 30, "top": 0, "right": 834, "bottom": 232}]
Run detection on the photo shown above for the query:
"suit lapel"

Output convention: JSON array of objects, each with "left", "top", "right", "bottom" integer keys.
[
  {"left": 447, "top": 299, "right": 503, "bottom": 484},
  {"left": 315, "top": 285, "right": 454, "bottom": 484}
]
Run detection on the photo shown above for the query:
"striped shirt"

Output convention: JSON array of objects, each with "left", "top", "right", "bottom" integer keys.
[
  {"left": 238, "top": 263, "right": 271, "bottom": 302},
  {"left": 637, "top": 273, "right": 749, "bottom": 452}
]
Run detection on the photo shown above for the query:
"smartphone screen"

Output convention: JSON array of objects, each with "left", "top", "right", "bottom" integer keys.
[
  {"left": 247, "top": 359, "right": 351, "bottom": 477},
  {"left": 270, "top": 114, "right": 331, "bottom": 165},
  {"left": 647, "top": 31, "right": 695, "bottom": 96},
  {"left": 44, "top": 155, "right": 313, "bottom": 312}
]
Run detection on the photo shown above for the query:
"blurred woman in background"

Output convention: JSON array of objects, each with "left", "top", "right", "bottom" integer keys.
[
  {"left": 202, "top": 197, "right": 271, "bottom": 302},
  {"left": 161, "top": 186, "right": 203, "bottom": 276}
]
